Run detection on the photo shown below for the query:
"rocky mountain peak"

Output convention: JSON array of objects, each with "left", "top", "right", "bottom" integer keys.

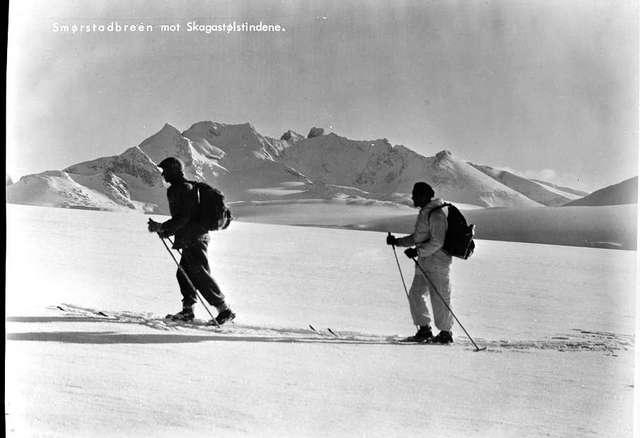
[
  {"left": 307, "top": 127, "right": 325, "bottom": 138},
  {"left": 280, "top": 130, "right": 304, "bottom": 143},
  {"left": 435, "top": 150, "right": 454, "bottom": 161}
]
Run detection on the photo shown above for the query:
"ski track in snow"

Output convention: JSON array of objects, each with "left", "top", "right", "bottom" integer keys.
[{"left": 10, "top": 303, "right": 628, "bottom": 355}]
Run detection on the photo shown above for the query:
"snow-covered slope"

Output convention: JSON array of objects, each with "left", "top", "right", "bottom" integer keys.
[
  {"left": 412, "top": 151, "right": 541, "bottom": 207},
  {"left": 281, "top": 135, "right": 541, "bottom": 207},
  {"left": 5, "top": 170, "right": 130, "bottom": 211},
  {"left": 531, "top": 179, "right": 588, "bottom": 197},
  {"left": 181, "top": 121, "right": 291, "bottom": 167},
  {"left": 469, "top": 163, "right": 582, "bottom": 206},
  {"left": 7, "top": 122, "right": 313, "bottom": 213},
  {"left": 566, "top": 176, "right": 638, "bottom": 206},
  {"left": 6, "top": 141, "right": 170, "bottom": 213},
  {"left": 179, "top": 121, "right": 312, "bottom": 201},
  {"left": 65, "top": 146, "right": 168, "bottom": 212}
]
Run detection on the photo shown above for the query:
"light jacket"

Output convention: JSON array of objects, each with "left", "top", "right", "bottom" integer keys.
[{"left": 396, "top": 198, "right": 449, "bottom": 258}]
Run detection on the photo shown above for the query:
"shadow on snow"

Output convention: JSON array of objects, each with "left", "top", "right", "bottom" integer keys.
[
  {"left": 7, "top": 330, "right": 409, "bottom": 346},
  {"left": 7, "top": 315, "right": 634, "bottom": 353}
]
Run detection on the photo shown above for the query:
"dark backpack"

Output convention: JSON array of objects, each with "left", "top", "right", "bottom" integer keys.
[
  {"left": 428, "top": 203, "right": 475, "bottom": 259},
  {"left": 191, "top": 181, "right": 232, "bottom": 231}
]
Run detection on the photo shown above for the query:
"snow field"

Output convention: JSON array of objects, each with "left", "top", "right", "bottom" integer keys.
[
  {"left": 5, "top": 204, "right": 636, "bottom": 437},
  {"left": 6, "top": 340, "right": 632, "bottom": 437}
]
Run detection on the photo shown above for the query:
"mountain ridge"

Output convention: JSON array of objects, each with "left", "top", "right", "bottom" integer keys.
[
  {"left": 7, "top": 120, "right": 599, "bottom": 213},
  {"left": 469, "top": 163, "right": 584, "bottom": 206}
]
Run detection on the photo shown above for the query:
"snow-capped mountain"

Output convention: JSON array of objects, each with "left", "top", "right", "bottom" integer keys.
[
  {"left": 469, "top": 163, "right": 584, "bottom": 206},
  {"left": 530, "top": 180, "right": 588, "bottom": 198},
  {"left": 279, "top": 135, "right": 540, "bottom": 207},
  {"left": 5, "top": 170, "right": 140, "bottom": 211},
  {"left": 179, "top": 121, "right": 311, "bottom": 201},
  {"left": 8, "top": 121, "right": 588, "bottom": 213},
  {"left": 7, "top": 122, "right": 313, "bottom": 213},
  {"left": 63, "top": 145, "right": 168, "bottom": 211},
  {"left": 565, "top": 176, "right": 638, "bottom": 206}
]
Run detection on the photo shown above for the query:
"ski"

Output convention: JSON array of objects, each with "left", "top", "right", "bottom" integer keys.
[
  {"left": 309, "top": 324, "right": 340, "bottom": 338},
  {"left": 327, "top": 328, "right": 339, "bottom": 338},
  {"left": 394, "top": 338, "right": 449, "bottom": 345},
  {"left": 56, "top": 304, "right": 215, "bottom": 329},
  {"left": 57, "top": 305, "right": 115, "bottom": 320},
  {"left": 395, "top": 337, "right": 430, "bottom": 345},
  {"left": 55, "top": 304, "right": 485, "bottom": 350}
]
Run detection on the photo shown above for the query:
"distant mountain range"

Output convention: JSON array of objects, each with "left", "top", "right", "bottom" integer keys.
[
  {"left": 565, "top": 177, "right": 637, "bottom": 207},
  {"left": 468, "top": 164, "right": 587, "bottom": 207},
  {"left": 6, "top": 121, "right": 634, "bottom": 213}
]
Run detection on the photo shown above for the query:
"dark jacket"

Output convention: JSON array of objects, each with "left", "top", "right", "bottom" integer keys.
[{"left": 160, "top": 177, "right": 208, "bottom": 249}]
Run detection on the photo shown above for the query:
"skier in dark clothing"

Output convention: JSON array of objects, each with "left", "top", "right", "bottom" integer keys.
[{"left": 147, "top": 156, "right": 235, "bottom": 325}]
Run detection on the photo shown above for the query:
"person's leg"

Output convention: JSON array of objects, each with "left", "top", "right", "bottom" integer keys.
[
  {"left": 426, "top": 263, "right": 453, "bottom": 332},
  {"left": 163, "top": 252, "right": 198, "bottom": 321},
  {"left": 420, "top": 255, "right": 453, "bottom": 343},
  {"left": 182, "top": 240, "right": 227, "bottom": 311},
  {"left": 177, "top": 252, "right": 197, "bottom": 308},
  {"left": 408, "top": 263, "right": 431, "bottom": 328}
]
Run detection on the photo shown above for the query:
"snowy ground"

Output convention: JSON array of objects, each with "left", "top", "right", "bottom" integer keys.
[{"left": 5, "top": 204, "right": 637, "bottom": 437}]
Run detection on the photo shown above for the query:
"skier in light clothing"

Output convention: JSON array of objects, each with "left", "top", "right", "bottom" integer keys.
[{"left": 387, "top": 182, "right": 454, "bottom": 344}]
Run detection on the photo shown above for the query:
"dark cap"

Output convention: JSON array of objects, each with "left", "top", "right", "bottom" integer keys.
[
  {"left": 413, "top": 181, "right": 434, "bottom": 200},
  {"left": 157, "top": 157, "right": 184, "bottom": 173}
]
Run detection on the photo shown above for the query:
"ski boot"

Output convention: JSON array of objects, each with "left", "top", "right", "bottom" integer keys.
[
  {"left": 401, "top": 325, "right": 433, "bottom": 343},
  {"left": 432, "top": 330, "right": 453, "bottom": 344},
  {"left": 213, "top": 308, "right": 236, "bottom": 326},
  {"left": 165, "top": 307, "right": 195, "bottom": 322}
]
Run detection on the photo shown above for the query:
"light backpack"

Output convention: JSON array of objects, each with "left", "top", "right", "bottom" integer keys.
[
  {"left": 428, "top": 203, "right": 475, "bottom": 259},
  {"left": 191, "top": 181, "right": 232, "bottom": 231}
]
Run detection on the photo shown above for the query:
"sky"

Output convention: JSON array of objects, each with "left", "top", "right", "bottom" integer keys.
[{"left": 6, "top": 0, "right": 638, "bottom": 191}]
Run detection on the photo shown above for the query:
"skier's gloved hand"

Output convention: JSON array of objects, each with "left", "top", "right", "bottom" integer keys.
[
  {"left": 386, "top": 234, "right": 398, "bottom": 246},
  {"left": 404, "top": 247, "right": 418, "bottom": 259},
  {"left": 147, "top": 218, "right": 163, "bottom": 233}
]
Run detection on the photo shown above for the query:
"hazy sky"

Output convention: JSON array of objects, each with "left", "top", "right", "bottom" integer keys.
[{"left": 7, "top": 0, "right": 638, "bottom": 191}]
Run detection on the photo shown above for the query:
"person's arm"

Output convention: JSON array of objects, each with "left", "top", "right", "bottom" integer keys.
[
  {"left": 394, "top": 233, "right": 415, "bottom": 247},
  {"left": 416, "top": 209, "right": 447, "bottom": 257},
  {"left": 161, "top": 184, "right": 197, "bottom": 235}
]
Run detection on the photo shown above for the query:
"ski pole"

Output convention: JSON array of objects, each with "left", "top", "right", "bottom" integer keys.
[
  {"left": 164, "top": 237, "right": 221, "bottom": 327},
  {"left": 389, "top": 233, "right": 410, "bottom": 300},
  {"left": 388, "top": 233, "right": 418, "bottom": 331},
  {"left": 158, "top": 235, "right": 218, "bottom": 326},
  {"left": 411, "top": 256, "right": 486, "bottom": 352}
]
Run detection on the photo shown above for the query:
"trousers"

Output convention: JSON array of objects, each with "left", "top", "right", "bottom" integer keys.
[
  {"left": 176, "top": 240, "right": 226, "bottom": 310},
  {"left": 408, "top": 251, "right": 453, "bottom": 331}
]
